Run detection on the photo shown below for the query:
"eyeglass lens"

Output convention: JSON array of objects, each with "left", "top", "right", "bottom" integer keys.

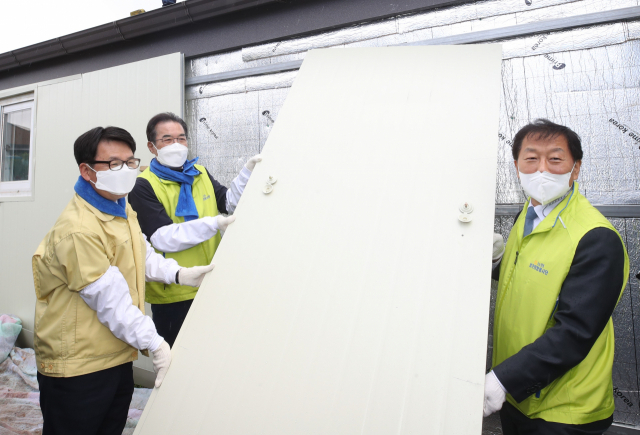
[
  {"left": 160, "top": 137, "right": 187, "bottom": 145},
  {"left": 109, "top": 159, "right": 141, "bottom": 170}
]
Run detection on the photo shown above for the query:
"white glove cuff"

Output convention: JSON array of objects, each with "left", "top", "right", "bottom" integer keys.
[
  {"left": 148, "top": 333, "right": 164, "bottom": 352},
  {"left": 239, "top": 165, "right": 253, "bottom": 177},
  {"left": 492, "top": 247, "right": 505, "bottom": 262},
  {"left": 489, "top": 370, "right": 507, "bottom": 393},
  {"left": 205, "top": 216, "right": 220, "bottom": 232}
]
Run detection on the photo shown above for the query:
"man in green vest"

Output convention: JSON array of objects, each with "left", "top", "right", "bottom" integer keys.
[
  {"left": 483, "top": 119, "right": 629, "bottom": 434},
  {"left": 129, "top": 112, "right": 260, "bottom": 347}
]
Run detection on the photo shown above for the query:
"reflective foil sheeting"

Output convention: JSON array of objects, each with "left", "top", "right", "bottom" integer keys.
[
  {"left": 187, "top": 50, "right": 268, "bottom": 79},
  {"left": 246, "top": 71, "right": 298, "bottom": 93},
  {"left": 500, "top": 23, "right": 627, "bottom": 59},
  {"left": 397, "top": 0, "right": 636, "bottom": 43},
  {"left": 496, "top": 36, "right": 640, "bottom": 205},
  {"left": 399, "top": 0, "right": 638, "bottom": 38},
  {"left": 186, "top": 77, "right": 245, "bottom": 101},
  {"left": 241, "top": 18, "right": 397, "bottom": 62},
  {"left": 613, "top": 218, "right": 640, "bottom": 426},
  {"left": 629, "top": 20, "right": 640, "bottom": 39},
  {"left": 186, "top": 71, "right": 297, "bottom": 100},
  {"left": 398, "top": 0, "right": 573, "bottom": 34},
  {"left": 188, "top": 87, "right": 291, "bottom": 188},
  {"left": 190, "top": 1, "right": 640, "bottom": 82},
  {"left": 241, "top": 0, "right": 636, "bottom": 63},
  {"left": 188, "top": 50, "right": 306, "bottom": 80},
  {"left": 513, "top": 0, "right": 638, "bottom": 25}
]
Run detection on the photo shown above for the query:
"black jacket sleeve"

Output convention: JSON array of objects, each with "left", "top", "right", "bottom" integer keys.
[
  {"left": 128, "top": 177, "right": 174, "bottom": 239},
  {"left": 493, "top": 227, "right": 625, "bottom": 402},
  {"left": 491, "top": 261, "right": 501, "bottom": 281},
  {"left": 204, "top": 168, "right": 228, "bottom": 215},
  {"left": 491, "top": 212, "right": 522, "bottom": 281}
]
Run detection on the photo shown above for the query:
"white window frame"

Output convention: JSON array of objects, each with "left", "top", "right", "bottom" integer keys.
[{"left": 0, "top": 93, "right": 35, "bottom": 200}]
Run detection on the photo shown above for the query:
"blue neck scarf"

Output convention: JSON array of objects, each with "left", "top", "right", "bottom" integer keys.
[
  {"left": 149, "top": 157, "right": 201, "bottom": 222},
  {"left": 74, "top": 176, "right": 128, "bottom": 219}
]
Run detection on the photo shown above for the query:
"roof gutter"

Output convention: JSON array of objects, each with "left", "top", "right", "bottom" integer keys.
[{"left": 0, "top": 0, "right": 278, "bottom": 73}]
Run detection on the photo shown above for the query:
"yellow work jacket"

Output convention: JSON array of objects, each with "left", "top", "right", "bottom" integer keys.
[{"left": 32, "top": 193, "right": 147, "bottom": 377}]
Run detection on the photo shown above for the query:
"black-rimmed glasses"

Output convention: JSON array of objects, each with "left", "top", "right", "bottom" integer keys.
[
  {"left": 90, "top": 158, "right": 141, "bottom": 171},
  {"left": 155, "top": 136, "right": 188, "bottom": 145}
]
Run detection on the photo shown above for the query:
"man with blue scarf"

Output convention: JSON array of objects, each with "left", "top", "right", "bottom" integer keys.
[
  {"left": 129, "top": 112, "right": 261, "bottom": 347},
  {"left": 32, "top": 126, "right": 215, "bottom": 434}
]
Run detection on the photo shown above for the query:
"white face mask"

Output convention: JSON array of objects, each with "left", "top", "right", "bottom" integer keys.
[
  {"left": 88, "top": 165, "right": 139, "bottom": 196},
  {"left": 518, "top": 163, "right": 576, "bottom": 205},
  {"left": 154, "top": 143, "right": 188, "bottom": 168}
]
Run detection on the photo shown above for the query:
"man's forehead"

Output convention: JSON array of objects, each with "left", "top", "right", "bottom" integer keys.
[
  {"left": 156, "top": 121, "right": 185, "bottom": 136},
  {"left": 522, "top": 133, "right": 568, "bottom": 149},
  {"left": 96, "top": 140, "right": 134, "bottom": 158}
]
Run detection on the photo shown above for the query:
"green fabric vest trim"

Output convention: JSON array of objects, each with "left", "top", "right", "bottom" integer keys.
[
  {"left": 492, "top": 183, "right": 629, "bottom": 424},
  {"left": 138, "top": 164, "right": 221, "bottom": 304}
]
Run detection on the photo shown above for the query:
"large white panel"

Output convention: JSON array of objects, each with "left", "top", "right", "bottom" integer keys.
[{"left": 135, "top": 45, "right": 502, "bottom": 434}]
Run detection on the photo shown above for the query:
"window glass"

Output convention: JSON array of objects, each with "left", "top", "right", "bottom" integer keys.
[{"left": 1, "top": 107, "right": 32, "bottom": 182}]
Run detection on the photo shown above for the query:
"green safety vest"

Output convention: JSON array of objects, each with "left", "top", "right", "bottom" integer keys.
[
  {"left": 493, "top": 183, "right": 629, "bottom": 424},
  {"left": 138, "top": 164, "right": 221, "bottom": 304}
]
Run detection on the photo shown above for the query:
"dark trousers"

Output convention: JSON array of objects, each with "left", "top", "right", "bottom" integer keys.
[
  {"left": 38, "top": 362, "right": 134, "bottom": 435},
  {"left": 500, "top": 402, "right": 613, "bottom": 435},
  {"left": 151, "top": 299, "right": 193, "bottom": 348}
]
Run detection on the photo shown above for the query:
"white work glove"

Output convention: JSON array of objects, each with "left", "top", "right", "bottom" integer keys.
[
  {"left": 483, "top": 371, "right": 506, "bottom": 417},
  {"left": 214, "top": 214, "right": 236, "bottom": 232},
  {"left": 177, "top": 264, "right": 215, "bottom": 287},
  {"left": 244, "top": 154, "right": 262, "bottom": 171},
  {"left": 492, "top": 233, "right": 505, "bottom": 262},
  {"left": 152, "top": 340, "right": 171, "bottom": 388}
]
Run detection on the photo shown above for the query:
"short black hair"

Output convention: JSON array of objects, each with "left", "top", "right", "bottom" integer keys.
[
  {"left": 74, "top": 126, "right": 136, "bottom": 165},
  {"left": 512, "top": 119, "right": 583, "bottom": 162},
  {"left": 146, "top": 112, "right": 189, "bottom": 142}
]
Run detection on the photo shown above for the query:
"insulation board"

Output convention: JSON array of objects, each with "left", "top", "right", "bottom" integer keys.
[{"left": 135, "top": 45, "right": 502, "bottom": 435}]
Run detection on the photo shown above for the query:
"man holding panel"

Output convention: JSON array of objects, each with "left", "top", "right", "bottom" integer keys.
[{"left": 484, "top": 119, "right": 628, "bottom": 435}]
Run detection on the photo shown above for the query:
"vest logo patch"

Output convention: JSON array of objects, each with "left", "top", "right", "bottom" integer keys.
[
  {"left": 203, "top": 194, "right": 211, "bottom": 201},
  {"left": 529, "top": 260, "right": 549, "bottom": 276}
]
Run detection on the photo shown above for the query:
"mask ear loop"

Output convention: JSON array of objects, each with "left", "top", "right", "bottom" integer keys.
[
  {"left": 568, "top": 161, "right": 577, "bottom": 188},
  {"left": 541, "top": 161, "right": 577, "bottom": 217},
  {"left": 515, "top": 163, "right": 530, "bottom": 204},
  {"left": 85, "top": 163, "right": 98, "bottom": 186}
]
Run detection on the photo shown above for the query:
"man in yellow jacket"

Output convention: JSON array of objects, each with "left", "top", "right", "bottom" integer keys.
[
  {"left": 32, "top": 126, "right": 214, "bottom": 435},
  {"left": 129, "top": 112, "right": 260, "bottom": 347},
  {"left": 484, "top": 119, "right": 629, "bottom": 435}
]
